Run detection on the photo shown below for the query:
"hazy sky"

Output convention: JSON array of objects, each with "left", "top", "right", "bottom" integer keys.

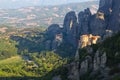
[{"left": 0, "top": 0, "right": 98, "bottom": 9}]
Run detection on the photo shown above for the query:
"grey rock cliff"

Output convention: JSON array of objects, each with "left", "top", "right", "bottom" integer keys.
[
  {"left": 45, "top": 24, "right": 63, "bottom": 50},
  {"left": 89, "top": 13, "right": 106, "bottom": 36},
  {"left": 78, "top": 0, "right": 120, "bottom": 36},
  {"left": 98, "top": 0, "right": 120, "bottom": 32},
  {"left": 78, "top": 8, "right": 91, "bottom": 35},
  {"left": 45, "top": 0, "right": 120, "bottom": 54},
  {"left": 63, "top": 11, "right": 78, "bottom": 48},
  {"left": 108, "top": 0, "right": 120, "bottom": 32},
  {"left": 99, "top": 0, "right": 113, "bottom": 14},
  {"left": 63, "top": 11, "right": 77, "bottom": 35},
  {"left": 93, "top": 51, "right": 107, "bottom": 71},
  {"left": 67, "top": 62, "right": 79, "bottom": 80}
]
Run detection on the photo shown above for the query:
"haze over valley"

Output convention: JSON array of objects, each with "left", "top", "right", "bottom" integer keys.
[{"left": 0, "top": 1, "right": 98, "bottom": 28}]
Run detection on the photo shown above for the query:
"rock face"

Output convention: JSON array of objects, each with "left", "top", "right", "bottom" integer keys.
[
  {"left": 80, "top": 56, "right": 90, "bottom": 75},
  {"left": 63, "top": 11, "right": 78, "bottom": 48},
  {"left": 45, "top": 24, "right": 63, "bottom": 50},
  {"left": 93, "top": 51, "right": 107, "bottom": 71},
  {"left": 78, "top": 0, "right": 120, "bottom": 36},
  {"left": 80, "top": 50, "right": 107, "bottom": 77},
  {"left": 90, "top": 13, "right": 106, "bottom": 36},
  {"left": 45, "top": 15, "right": 78, "bottom": 56},
  {"left": 78, "top": 7, "right": 106, "bottom": 36},
  {"left": 63, "top": 11, "right": 77, "bottom": 35},
  {"left": 100, "top": 52, "right": 107, "bottom": 68},
  {"left": 98, "top": 0, "right": 120, "bottom": 32},
  {"left": 108, "top": 0, "right": 120, "bottom": 32},
  {"left": 67, "top": 62, "right": 79, "bottom": 80},
  {"left": 93, "top": 51, "right": 101, "bottom": 71},
  {"left": 99, "top": 0, "right": 113, "bottom": 14},
  {"left": 78, "top": 8, "right": 91, "bottom": 35},
  {"left": 76, "top": 42, "right": 107, "bottom": 79}
]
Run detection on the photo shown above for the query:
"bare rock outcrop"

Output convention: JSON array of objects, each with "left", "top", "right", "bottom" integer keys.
[
  {"left": 63, "top": 11, "right": 78, "bottom": 48},
  {"left": 93, "top": 51, "right": 107, "bottom": 71},
  {"left": 78, "top": 8, "right": 91, "bottom": 35},
  {"left": 108, "top": 0, "right": 120, "bottom": 32},
  {"left": 98, "top": 0, "right": 120, "bottom": 32},
  {"left": 45, "top": 24, "right": 63, "bottom": 50},
  {"left": 78, "top": 0, "right": 120, "bottom": 36},
  {"left": 89, "top": 12, "right": 106, "bottom": 36},
  {"left": 99, "top": 0, "right": 113, "bottom": 14},
  {"left": 80, "top": 56, "right": 92, "bottom": 75},
  {"left": 67, "top": 62, "right": 79, "bottom": 80},
  {"left": 63, "top": 11, "right": 77, "bottom": 35}
]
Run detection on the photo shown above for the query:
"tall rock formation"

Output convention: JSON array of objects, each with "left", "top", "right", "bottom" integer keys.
[
  {"left": 99, "top": 0, "right": 113, "bottom": 14},
  {"left": 44, "top": 0, "right": 119, "bottom": 57},
  {"left": 78, "top": 8, "right": 92, "bottom": 35},
  {"left": 108, "top": 0, "right": 120, "bottom": 32},
  {"left": 63, "top": 11, "right": 78, "bottom": 48},
  {"left": 62, "top": 0, "right": 120, "bottom": 80},
  {"left": 77, "top": 5, "right": 107, "bottom": 36},
  {"left": 89, "top": 12, "right": 106, "bottom": 36},
  {"left": 98, "top": 0, "right": 120, "bottom": 32},
  {"left": 49, "top": 0, "right": 120, "bottom": 79},
  {"left": 78, "top": 0, "right": 120, "bottom": 36},
  {"left": 63, "top": 11, "right": 77, "bottom": 35}
]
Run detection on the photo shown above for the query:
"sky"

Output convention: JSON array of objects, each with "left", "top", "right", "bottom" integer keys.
[{"left": 0, "top": 0, "right": 98, "bottom": 9}]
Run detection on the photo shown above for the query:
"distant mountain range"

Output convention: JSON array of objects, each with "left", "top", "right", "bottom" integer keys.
[
  {"left": 0, "top": 0, "right": 98, "bottom": 9},
  {"left": 0, "top": 1, "right": 99, "bottom": 28}
]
